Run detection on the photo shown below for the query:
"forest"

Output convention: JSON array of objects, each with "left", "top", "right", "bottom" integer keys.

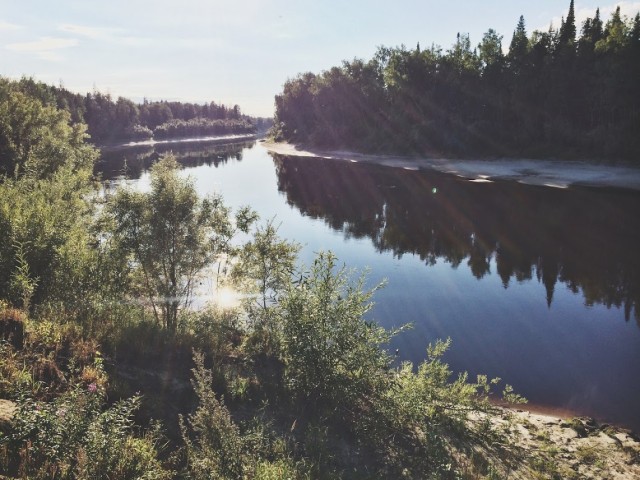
[
  {"left": 273, "top": 2, "right": 640, "bottom": 160},
  {"left": 2, "top": 76, "right": 269, "bottom": 147}
]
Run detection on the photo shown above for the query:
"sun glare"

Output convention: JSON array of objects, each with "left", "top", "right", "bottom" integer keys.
[{"left": 212, "top": 285, "right": 242, "bottom": 309}]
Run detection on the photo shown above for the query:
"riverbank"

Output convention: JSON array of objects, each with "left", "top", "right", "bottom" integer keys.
[
  {"left": 471, "top": 407, "right": 640, "bottom": 479},
  {"left": 263, "top": 141, "right": 640, "bottom": 191},
  {"left": 1, "top": 395, "right": 637, "bottom": 479},
  {"left": 100, "top": 133, "right": 259, "bottom": 151}
]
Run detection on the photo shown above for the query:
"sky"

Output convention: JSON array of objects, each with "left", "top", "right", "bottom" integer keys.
[{"left": 2, "top": 1, "right": 639, "bottom": 117}]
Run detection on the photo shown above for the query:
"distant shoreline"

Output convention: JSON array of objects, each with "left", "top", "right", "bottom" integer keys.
[
  {"left": 263, "top": 141, "right": 640, "bottom": 191},
  {"left": 99, "top": 133, "right": 258, "bottom": 151}
]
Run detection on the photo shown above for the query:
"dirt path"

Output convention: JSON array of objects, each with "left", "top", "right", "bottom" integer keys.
[{"left": 262, "top": 141, "right": 640, "bottom": 191}]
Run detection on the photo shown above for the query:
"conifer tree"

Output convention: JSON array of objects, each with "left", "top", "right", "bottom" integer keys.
[
  {"left": 593, "top": 8, "right": 604, "bottom": 43},
  {"left": 559, "top": 0, "right": 577, "bottom": 45},
  {"left": 508, "top": 15, "right": 529, "bottom": 74}
]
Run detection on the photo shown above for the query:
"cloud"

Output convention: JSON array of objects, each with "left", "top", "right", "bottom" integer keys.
[
  {"left": 0, "top": 20, "right": 21, "bottom": 31},
  {"left": 57, "top": 23, "right": 223, "bottom": 50},
  {"left": 58, "top": 23, "right": 122, "bottom": 39},
  {"left": 62, "top": 23, "right": 168, "bottom": 50},
  {"left": 59, "top": 23, "right": 157, "bottom": 48},
  {"left": 6, "top": 36, "right": 78, "bottom": 61}
]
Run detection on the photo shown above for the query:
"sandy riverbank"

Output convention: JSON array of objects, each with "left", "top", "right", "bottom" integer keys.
[
  {"left": 101, "top": 133, "right": 258, "bottom": 151},
  {"left": 262, "top": 141, "right": 640, "bottom": 191},
  {"left": 475, "top": 407, "right": 640, "bottom": 479}
]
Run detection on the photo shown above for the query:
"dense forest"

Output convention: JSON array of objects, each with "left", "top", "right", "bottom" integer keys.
[
  {"left": 0, "top": 76, "right": 270, "bottom": 148},
  {"left": 273, "top": 2, "right": 640, "bottom": 161}
]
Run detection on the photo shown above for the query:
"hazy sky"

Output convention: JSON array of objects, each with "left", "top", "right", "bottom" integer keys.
[{"left": 2, "top": 1, "right": 639, "bottom": 117}]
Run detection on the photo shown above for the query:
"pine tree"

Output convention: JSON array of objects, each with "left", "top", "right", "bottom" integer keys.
[
  {"left": 593, "top": 8, "right": 604, "bottom": 43},
  {"left": 508, "top": 15, "right": 529, "bottom": 74},
  {"left": 559, "top": 0, "right": 577, "bottom": 45}
]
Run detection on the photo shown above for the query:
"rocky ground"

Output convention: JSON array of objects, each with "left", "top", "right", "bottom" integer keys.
[{"left": 462, "top": 408, "right": 640, "bottom": 479}]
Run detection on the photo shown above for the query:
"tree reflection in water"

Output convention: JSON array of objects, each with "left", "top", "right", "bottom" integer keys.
[
  {"left": 273, "top": 154, "right": 640, "bottom": 324},
  {"left": 97, "top": 140, "right": 254, "bottom": 181}
]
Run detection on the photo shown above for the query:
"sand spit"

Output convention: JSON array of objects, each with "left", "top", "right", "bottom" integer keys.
[{"left": 263, "top": 141, "right": 640, "bottom": 191}]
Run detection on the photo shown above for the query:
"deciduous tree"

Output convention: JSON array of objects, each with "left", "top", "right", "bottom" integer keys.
[{"left": 106, "top": 154, "right": 255, "bottom": 331}]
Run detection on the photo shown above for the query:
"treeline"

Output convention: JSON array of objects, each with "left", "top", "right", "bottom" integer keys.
[
  {"left": 2, "top": 76, "right": 271, "bottom": 145},
  {"left": 273, "top": 2, "right": 640, "bottom": 160},
  {"left": 153, "top": 117, "right": 254, "bottom": 139}
]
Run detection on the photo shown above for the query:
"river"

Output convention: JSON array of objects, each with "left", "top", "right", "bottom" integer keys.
[{"left": 97, "top": 138, "right": 640, "bottom": 430}]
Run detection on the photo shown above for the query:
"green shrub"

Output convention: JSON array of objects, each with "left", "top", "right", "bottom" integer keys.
[
  {"left": 280, "top": 252, "right": 397, "bottom": 413},
  {"left": 180, "top": 352, "right": 245, "bottom": 479},
  {"left": 180, "top": 352, "right": 312, "bottom": 479},
  {"left": 2, "top": 386, "right": 170, "bottom": 479}
]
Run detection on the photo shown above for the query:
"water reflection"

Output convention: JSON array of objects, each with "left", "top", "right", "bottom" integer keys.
[
  {"left": 97, "top": 139, "right": 254, "bottom": 180},
  {"left": 273, "top": 154, "right": 640, "bottom": 323}
]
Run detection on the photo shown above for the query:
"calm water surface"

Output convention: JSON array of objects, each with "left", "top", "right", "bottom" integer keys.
[{"left": 98, "top": 139, "right": 640, "bottom": 430}]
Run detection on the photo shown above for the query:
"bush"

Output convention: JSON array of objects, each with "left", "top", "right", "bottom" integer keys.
[
  {"left": 2, "top": 386, "right": 171, "bottom": 479},
  {"left": 124, "top": 124, "right": 153, "bottom": 141},
  {"left": 153, "top": 118, "right": 255, "bottom": 140},
  {"left": 180, "top": 352, "right": 245, "bottom": 479},
  {"left": 280, "top": 252, "right": 397, "bottom": 413},
  {"left": 180, "top": 352, "right": 310, "bottom": 479},
  {"left": 0, "top": 305, "right": 25, "bottom": 349}
]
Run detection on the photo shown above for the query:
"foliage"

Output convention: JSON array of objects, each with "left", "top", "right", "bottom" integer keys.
[
  {"left": 339, "top": 338, "right": 524, "bottom": 478},
  {"left": 0, "top": 79, "right": 97, "bottom": 179},
  {"left": 180, "top": 352, "right": 245, "bottom": 479},
  {"left": 180, "top": 352, "right": 308, "bottom": 479},
  {"left": 124, "top": 123, "right": 153, "bottom": 141},
  {"left": 280, "top": 252, "right": 397, "bottom": 413},
  {"left": 1, "top": 76, "right": 268, "bottom": 145},
  {"left": 2, "top": 387, "right": 171, "bottom": 479},
  {"left": 106, "top": 154, "right": 256, "bottom": 331},
  {"left": 153, "top": 117, "right": 255, "bottom": 140},
  {"left": 231, "top": 220, "right": 299, "bottom": 354},
  {"left": 0, "top": 170, "right": 105, "bottom": 310},
  {"left": 0, "top": 83, "right": 103, "bottom": 311},
  {"left": 273, "top": 2, "right": 640, "bottom": 160}
]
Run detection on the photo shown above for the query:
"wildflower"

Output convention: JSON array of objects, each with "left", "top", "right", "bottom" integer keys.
[{"left": 88, "top": 382, "right": 98, "bottom": 393}]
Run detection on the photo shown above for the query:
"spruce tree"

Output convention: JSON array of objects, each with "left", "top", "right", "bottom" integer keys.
[
  {"left": 508, "top": 15, "right": 529, "bottom": 74},
  {"left": 593, "top": 8, "right": 604, "bottom": 43},
  {"left": 559, "top": 0, "right": 577, "bottom": 45}
]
